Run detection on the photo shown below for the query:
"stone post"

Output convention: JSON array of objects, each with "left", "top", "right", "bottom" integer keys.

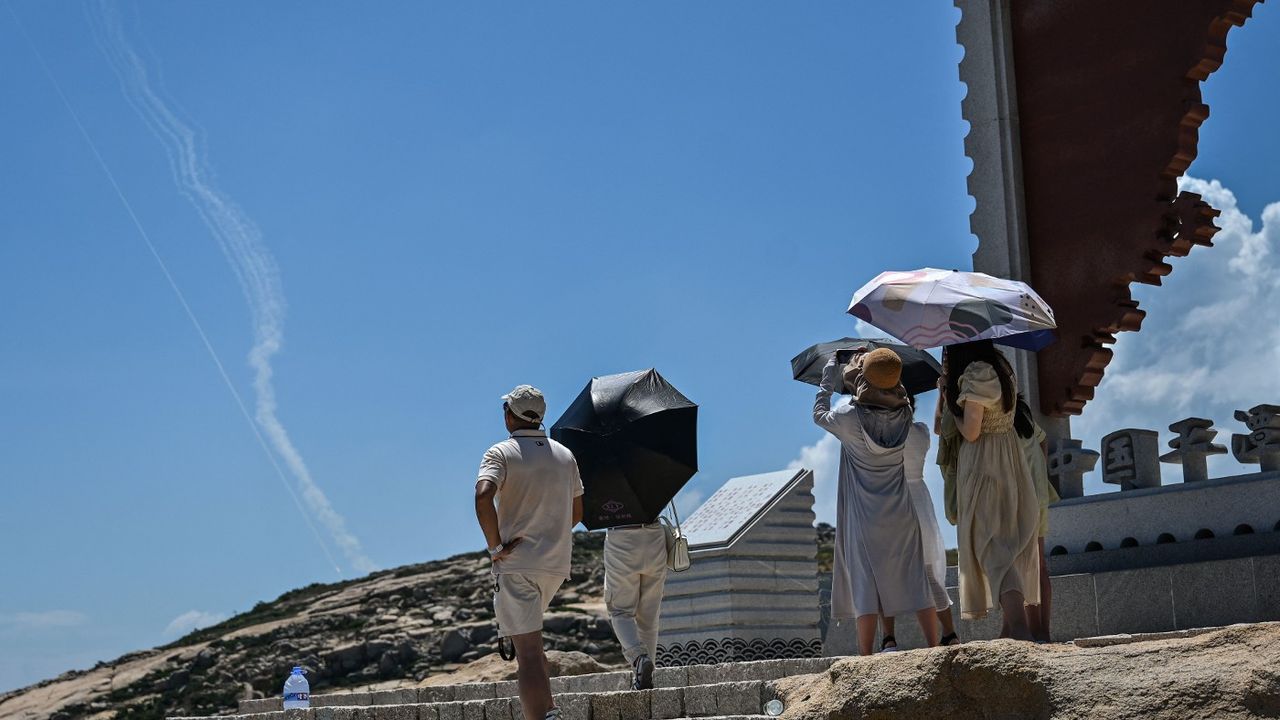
[
  {"left": 1231, "top": 404, "right": 1280, "bottom": 472},
  {"left": 1101, "top": 429, "right": 1162, "bottom": 490},
  {"left": 1047, "top": 438, "right": 1099, "bottom": 499},
  {"left": 957, "top": 0, "right": 1071, "bottom": 444},
  {"left": 1159, "top": 418, "right": 1226, "bottom": 483}
]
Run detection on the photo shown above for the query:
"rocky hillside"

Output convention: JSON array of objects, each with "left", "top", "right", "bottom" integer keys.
[
  {"left": 0, "top": 532, "right": 625, "bottom": 720},
  {"left": 2, "top": 525, "right": 841, "bottom": 720}
]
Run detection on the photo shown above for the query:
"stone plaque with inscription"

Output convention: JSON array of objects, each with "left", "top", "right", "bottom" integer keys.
[{"left": 680, "top": 470, "right": 799, "bottom": 549}]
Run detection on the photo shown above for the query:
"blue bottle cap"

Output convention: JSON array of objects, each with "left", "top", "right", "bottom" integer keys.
[{"left": 292, "top": 666, "right": 304, "bottom": 674}]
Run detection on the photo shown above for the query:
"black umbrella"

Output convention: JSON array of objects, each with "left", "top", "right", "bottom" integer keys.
[
  {"left": 791, "top": 337, "right": 942, "bottom": 396},
  {"left": 550, "top": 369, "right": 697, "bottom": 530}
]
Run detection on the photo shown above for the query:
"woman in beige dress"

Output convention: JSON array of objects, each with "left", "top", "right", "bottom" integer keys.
[{"left": 942, "top": 339, "right": 1041, "bottom": 641}]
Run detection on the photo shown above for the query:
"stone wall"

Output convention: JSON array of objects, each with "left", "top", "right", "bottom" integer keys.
[
  {"left": 822, "top": 552, "right": 1280, "bottom": 652},
  {"left": 1046, "top": 471, "right": 1280, "bottom": 558}
]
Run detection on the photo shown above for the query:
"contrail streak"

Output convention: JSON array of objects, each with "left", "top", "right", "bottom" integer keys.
[
  {"left": 2, "top": 0, "right": 344, "bottom": 574},
  {"left": 71, "top": 1, "right": 374, "bottom": 574}
]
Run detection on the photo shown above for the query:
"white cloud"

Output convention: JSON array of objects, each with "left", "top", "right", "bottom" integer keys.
[
  {"left": 671, "top": 488, "right": 705, "bottom": 520},
  {"left": 0, "top": 610, "right": 88, "bottom": 631},
  {"left": 851, "top": 318, "right": 879, "bottom": 339},
  {"left": 789, "top": 432, "right": 841, "bottom": 525},
  {"left": 1073, "top": 176, "right": 1280, "bottom": 491},
  {"left": 163, "top": 610, "right": 228, "bottom": 638}
]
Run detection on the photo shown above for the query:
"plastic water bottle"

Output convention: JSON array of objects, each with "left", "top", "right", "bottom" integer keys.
[{"left": 282, "top": 666, "right": 310, "bottom": 709}]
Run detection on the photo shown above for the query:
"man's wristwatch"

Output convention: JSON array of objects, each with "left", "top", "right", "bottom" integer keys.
[{"left": 487, "top": 543, "right": 504, "bottom": 558}]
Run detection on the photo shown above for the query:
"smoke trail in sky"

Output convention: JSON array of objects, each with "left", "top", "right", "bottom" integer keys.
[{"left": 89, "top": 2, "right": 376, "bottom": 574}]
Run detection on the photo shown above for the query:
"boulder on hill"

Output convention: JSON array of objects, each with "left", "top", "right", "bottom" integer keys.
[{"left": 774, "top": 622, "right": 1280, "bottom": 720}]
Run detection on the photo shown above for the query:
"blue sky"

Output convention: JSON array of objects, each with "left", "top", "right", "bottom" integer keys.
[{"left": 1, "top": 1, "right": 1277, "bottom": 693}]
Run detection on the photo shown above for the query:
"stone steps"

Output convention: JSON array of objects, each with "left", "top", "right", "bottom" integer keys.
[
  {"left": 236, "top": 657, "right": 833, "bottom": 715},
  {"left": 181, "top": 678, "right": 793, "bottom": 720}
]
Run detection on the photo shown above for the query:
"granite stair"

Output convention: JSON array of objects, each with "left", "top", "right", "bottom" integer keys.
[{"left": 172, "top": 657, "right": 836, "bottom": 720}]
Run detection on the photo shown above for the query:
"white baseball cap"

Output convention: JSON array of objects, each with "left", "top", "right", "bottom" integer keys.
[{"left": 502, "top": 385, "right": 546, "bottom": 424}]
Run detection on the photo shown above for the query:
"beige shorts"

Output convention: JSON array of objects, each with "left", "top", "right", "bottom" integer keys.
[{"left": 493, "top": 573, "right": 564, "bottom": 637}]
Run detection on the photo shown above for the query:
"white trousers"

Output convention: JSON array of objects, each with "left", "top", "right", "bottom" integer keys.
[{"left": 603, "top": 525, "right": 668, "bottom": 664}]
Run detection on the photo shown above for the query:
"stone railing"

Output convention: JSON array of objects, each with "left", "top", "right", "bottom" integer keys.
[{"left": 1043, "top": 405, "right": 1280, "bottom": 560}]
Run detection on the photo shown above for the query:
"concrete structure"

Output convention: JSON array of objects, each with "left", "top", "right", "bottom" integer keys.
[
  {"left": 849, "top": 550, "right": 1280, "bottom": 651},
  {"left": 974, "top": 410, "right": 1280, "bottom": 650},
  {"left": 1045, "top": 470, "right": 1280, "bottom": 558},
  {"left": 956, "top": 0, "right": 1261, "bottom": 418},
  {"left": 656, "top": 469, "right": 821, "bottom": 666},
  {"left": 1041, "top": 411, "right": 1280, "bottom": 558}
]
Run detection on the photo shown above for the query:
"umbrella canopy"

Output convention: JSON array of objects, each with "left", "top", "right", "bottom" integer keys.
[
  {"left": 791, "top": 337, "right": 941, "bottom": 396},
  {"left": 848, "top": 268, "right": 1057, "bottom": 350},
  {"left": 550, "top": 369, "right": 697, "bottom": 530}
]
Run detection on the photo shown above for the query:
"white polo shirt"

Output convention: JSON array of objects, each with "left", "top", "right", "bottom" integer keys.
[{"left": 477, "top": 429, "right": 584, "bottom": 578}]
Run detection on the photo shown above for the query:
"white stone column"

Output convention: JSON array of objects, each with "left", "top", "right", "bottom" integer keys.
[{"left": 956, "top": 0, "right": 1070, "bottom": 443}]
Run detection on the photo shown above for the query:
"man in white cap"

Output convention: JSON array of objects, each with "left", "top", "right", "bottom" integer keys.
[{"left": 475, "top": 385, "right": 584, "bottom": 720}]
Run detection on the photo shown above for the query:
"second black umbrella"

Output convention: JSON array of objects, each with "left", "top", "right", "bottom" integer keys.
[{"left": 791, "top": 337, "right": 941, "bottom": 396}]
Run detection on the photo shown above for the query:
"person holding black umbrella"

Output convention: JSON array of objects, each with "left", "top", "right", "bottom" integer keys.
[
  {"left": 549, "top": 369, "right": 699, "bottom": 691},
  {"left": 813, "top": 349, "right": 941, "bottom": 655},
  {"left": 603, "top": 521, "right": 666, "bottom": 689},
  {"left": 474, "top": 385, "right": 584, "bottom": 720}
]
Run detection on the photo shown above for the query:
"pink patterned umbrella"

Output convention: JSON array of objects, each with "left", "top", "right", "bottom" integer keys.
[{"left": 847, "top": 268, "right": 1057, "bottom": 350}]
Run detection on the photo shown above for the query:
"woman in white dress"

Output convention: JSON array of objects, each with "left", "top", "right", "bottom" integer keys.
[
  {"left": 813, "top": 349, "right": 940, "bottom": 655},
  {"left": 880, "top": 413, "right": 960, "bottom": 650},
  {"left": 876, "top": 392, "right": 959, "bottom": 651}
]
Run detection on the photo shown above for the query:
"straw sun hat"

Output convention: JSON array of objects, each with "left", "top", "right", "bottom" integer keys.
[{"left": 845, "top": 348, "right": 903, "bottom": 391}]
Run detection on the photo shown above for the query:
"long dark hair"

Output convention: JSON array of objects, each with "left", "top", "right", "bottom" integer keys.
[
  {"left": 1014, "top": 394, "right": 1035, "bottom": 439},
  {"left": 943, "top": 339, "right": 1016, "bottom": 418}
]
